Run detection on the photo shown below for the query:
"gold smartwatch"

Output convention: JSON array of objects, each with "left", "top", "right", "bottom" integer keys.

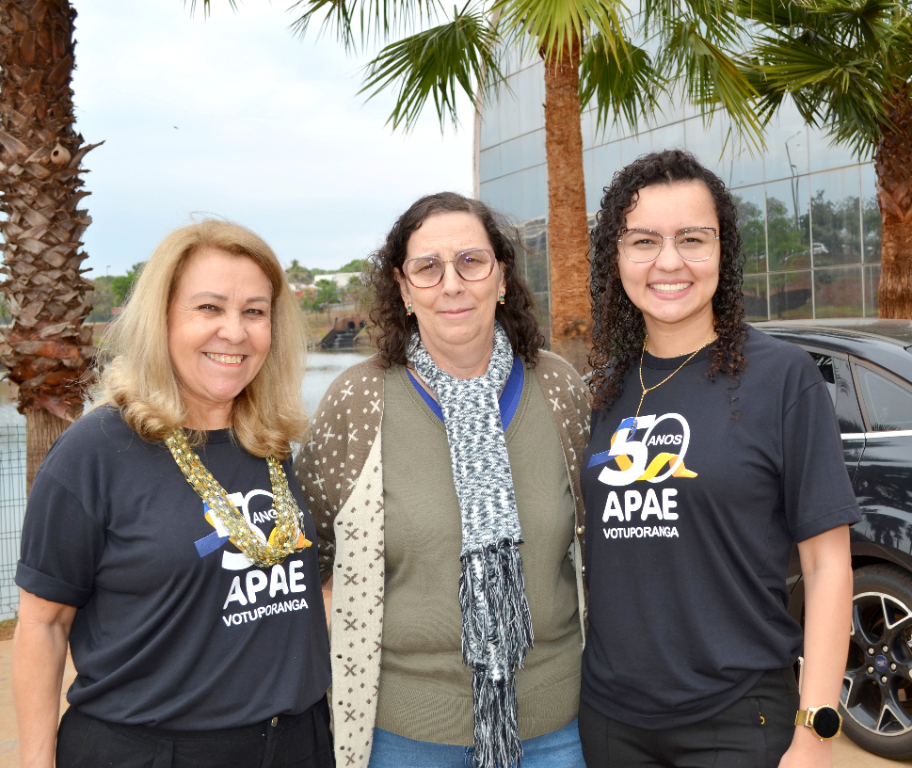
[{"left": 795, "top": 705, "right": 843, "bottom": 740}]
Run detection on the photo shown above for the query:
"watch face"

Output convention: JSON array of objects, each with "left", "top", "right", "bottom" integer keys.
[{"left": 813, "top": 707, "right": 842, "bottom": 739}]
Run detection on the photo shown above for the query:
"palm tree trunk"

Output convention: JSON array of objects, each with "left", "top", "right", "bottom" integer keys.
[
  {"left": 543, "top": 36, "right": 591, "bottom": 371},
  {"left": 0, "top": 0, "right": 100, "bottom": 492},
  {"left": 875, "top": 84, "right": 912, "bottom": 319},
  {"left": 26, "top": 408, "right": 67, "bottom": 493}
]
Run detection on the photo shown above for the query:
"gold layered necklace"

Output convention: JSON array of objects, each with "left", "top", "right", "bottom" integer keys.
[
  {"left": 633, "top": 333, "right": 717, "bottom": 422},
  {"left": 166, "top": 429, "right": 311, "bottom": 568}
]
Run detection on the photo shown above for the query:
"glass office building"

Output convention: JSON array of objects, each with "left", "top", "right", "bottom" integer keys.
[{"left": 476, "top": 52, "right": 882, "bottom": 326}]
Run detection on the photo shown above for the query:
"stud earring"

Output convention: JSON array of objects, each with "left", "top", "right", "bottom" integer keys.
[
  {"left": 406, "top": 303, "right": 413, "bottom": 316},
  {"left": 498, "top": 294, "right": 505, "bottom": 305}
]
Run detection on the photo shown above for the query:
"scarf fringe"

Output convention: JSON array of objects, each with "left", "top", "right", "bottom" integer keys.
[
  {"left": 460, "top": 541, "right": 534, "bottom": 768},
  {"left": 472, "top": 665, "right": 521, "bottom": 768}
]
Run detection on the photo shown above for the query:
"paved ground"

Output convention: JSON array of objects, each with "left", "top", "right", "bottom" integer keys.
[{"left": 0, "top": 636, "right": 902, "bottom": 767}]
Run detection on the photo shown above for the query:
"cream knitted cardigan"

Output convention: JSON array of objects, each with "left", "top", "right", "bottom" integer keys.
[{"left": 294, "top": 351, "right": 590, "bottom": 768}]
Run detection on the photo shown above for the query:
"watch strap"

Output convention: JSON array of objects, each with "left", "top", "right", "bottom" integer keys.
[
  {"left": 794, "top": 709, "right": 812, "bottom": 728},
  {"left": 795, "top": 705, "right": 843, "bottom": 740}
]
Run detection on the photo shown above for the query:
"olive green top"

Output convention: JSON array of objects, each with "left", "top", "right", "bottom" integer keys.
[
  {"left": 295, "top": 351, "right": 590, "bottom": 768},
  {"left": 376, "top": 362, "right": 582, "bottom": 744}
]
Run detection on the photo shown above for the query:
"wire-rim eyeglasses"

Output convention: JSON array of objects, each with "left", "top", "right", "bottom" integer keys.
[
  {"left": 618, "top": 227, "right": 719, "bottom": 263},
  {"left": 401, "top": 248, "right": 497, "bottom": 288}
]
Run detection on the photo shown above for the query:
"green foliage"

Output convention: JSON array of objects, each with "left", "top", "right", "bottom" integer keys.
[
  {"left": 285, "top": 259, "right": 313, "bottom": 284},
  {"left": 493, "top": 0, "right": 628, "bottom": 66},
  {"left": 110, "top": 262, "right": 146, "bottom": 307},
  {"left": 863, "top": 194, "right": 882, "bottom": 261},
  {"left": 579, "top": 36, "right": 658, "bottom": 136},
  {"left": 301, "top": 279, "right": 342, "bottom": 312},
  {"left": 639, "top": 1, "right": 765, "bottom": 148},
  {"left": 290, "top": 0, "right": 444, "bottom": 52},
  {"left": 90, "top": 276, "right": 115, "bottom": 323},
  {"left": 766, "top": 195, "right": 810, "bottom": 271},
  {"left": 343, "top": 273, "right": 376, "bottom": 312},
  {"left": 740, "top": 0, "right": 912, "bottom": 158},
  {"left": 360, "top": 3, "right": 504, "bottom": 130},
  {"left": 285, "top": 0, "right": 762, "bottom": 147},
  {"left": 0, "top": 292, "right": 11, "bottom": 324},
  {"left": 810, "top": 190, "right": 860, "bottom": 265},
  {"left": 732, "top": 195, "right": 767, "bottom": 274},
  {"left": 338, "top": 258, "right": 368, "bottom": 273}
]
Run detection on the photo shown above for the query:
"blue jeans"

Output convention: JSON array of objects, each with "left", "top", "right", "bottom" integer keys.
[{"left": 367, "top": 719, "right": 585, "bottom": 768}]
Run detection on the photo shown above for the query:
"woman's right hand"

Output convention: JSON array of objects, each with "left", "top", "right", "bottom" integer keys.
[{"left": 12, "top": 589, "right": 76, "bottom": 768}]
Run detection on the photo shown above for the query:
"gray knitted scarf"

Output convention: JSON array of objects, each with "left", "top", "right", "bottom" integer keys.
[{"left": 407, "top": 322, "right": 534, "bottom": 768}]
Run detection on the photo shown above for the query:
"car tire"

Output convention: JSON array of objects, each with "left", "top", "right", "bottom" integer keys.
[{"left": 842, "top": 564, "right": 912, "bottom": 759}]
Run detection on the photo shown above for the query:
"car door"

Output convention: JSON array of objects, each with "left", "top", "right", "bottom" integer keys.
[
  {"left": 851, "top": 358, "right": 912, "bottom": 555},
  {"left": 786, "top": 348, "right": 866, "bottom": 609},
  {"left": 804, "top": 349, "right": 866, "bottom": 480}
]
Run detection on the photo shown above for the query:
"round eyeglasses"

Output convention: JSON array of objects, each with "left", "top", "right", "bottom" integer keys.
[
  {"left": 402, "top": 248, "right": 496, "bottom": 288},
  {"left": 618, "top": 227, "right": 719, "bottom": 263}
]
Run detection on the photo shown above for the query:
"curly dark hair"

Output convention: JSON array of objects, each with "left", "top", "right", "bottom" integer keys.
[
  {"left": 588, "top": 149, "right": 748, "bottom": 411},
  {"left": 367, "top": 192, "right": 545, "bottom": 367}
]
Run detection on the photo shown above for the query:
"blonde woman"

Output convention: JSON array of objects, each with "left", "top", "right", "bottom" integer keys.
[{"left": 13, "top": 220, "right": 332, "bottom": 768}]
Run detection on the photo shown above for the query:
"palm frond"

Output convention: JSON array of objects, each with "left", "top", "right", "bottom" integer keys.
[
  {"left": 493, "top": 0, "right": 630, "bottom": 67},
  {"left": 752, "top": 34, "right": 893, "bottom": 154},
  {"left": 656, "top": 18, "right": 766, "bottom": 150},
  {"left": 579, "top": 35, "right": 659, "bottom": 135},
  {"left": 288, "top": 0, "right": 446, "bottom": 53},
  {"left": 733, "top": 0, "right": 813, "bottom": 29},
  {"left": 644, "top": 0, "right": 742, "bottom": 48},
  {"left": 187, "top": 0, "right": 240, "bottom": 18},
  {"left": 359, "top": 4, "right": 504, "bottom": 131}
]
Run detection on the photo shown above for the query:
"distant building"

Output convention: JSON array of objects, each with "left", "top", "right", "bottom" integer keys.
[
  {"left": 305, "top": 272, "right": 363, "bottom": 291},
  {"left": 476, "top": 52, "right": 881, "bottom": 323}
]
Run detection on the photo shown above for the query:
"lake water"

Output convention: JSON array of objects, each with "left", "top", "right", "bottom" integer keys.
[
  {"left": 0, "top": 349, "right": 372, "bottom": 620},
  {"left": 0, "top": 349, "right": 373, "bottom": 427}
]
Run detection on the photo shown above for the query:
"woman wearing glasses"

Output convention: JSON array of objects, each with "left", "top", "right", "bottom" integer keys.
[
  {"left": 295, "top": 192, "right": 589, "bottom": 768},
  {"left": 580, "top": 149, "right": 860, "bottom": 768}
]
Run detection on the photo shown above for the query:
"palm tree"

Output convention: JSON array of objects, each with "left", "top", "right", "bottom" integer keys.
[
  {"left": 194, "top": 0, "right": 760, "bottom": 368},
  {"left": 0, "top": 1, "right": 101, "bottom": 490},
  {"left": 286, "top": 258, "right": 313, "bottom": 284},
  {"left": 741, "top": 0, "right": 912, "bottom": 318}
]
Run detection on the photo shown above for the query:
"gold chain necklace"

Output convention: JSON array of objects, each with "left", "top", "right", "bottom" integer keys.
[
  {"left": 634, "top": 334, "right": 717, "bottom": 422},
  {"left": 165, "top": 429, "right": 311, "bottom": 568}
]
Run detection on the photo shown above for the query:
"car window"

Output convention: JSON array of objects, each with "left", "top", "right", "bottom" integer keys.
[
  {"left": 832, "top": 359, "right": 865, "bottom": 434},
  {"left": 856, "top": 366, "right": 912, "bottom": 431},
  {"left": 809, "top": 353, "right": 836, "bottom": 406},
  {"left": 807, "top": 352, "right": 866, "bottom": 434}
]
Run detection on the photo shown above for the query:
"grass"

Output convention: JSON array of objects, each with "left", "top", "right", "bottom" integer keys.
[{"left": 0, "top": 617, "right": 16, "bottom": 641}]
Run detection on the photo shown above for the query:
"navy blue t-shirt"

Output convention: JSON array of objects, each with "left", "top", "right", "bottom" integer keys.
[
  {"left": 581, "top": 327, "right": 860, "bottom": 729},
  {"left": 16, "top": 406, "right": 331, "bottom": 729}
]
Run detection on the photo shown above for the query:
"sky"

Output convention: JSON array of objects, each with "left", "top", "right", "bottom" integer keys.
[{"left": 71, "top": 0, "right": 474, "bottom": 278}]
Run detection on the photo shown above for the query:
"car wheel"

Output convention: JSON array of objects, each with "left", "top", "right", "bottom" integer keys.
[{"left": 843, "top": 564, "right": 912, "bottom": 759}]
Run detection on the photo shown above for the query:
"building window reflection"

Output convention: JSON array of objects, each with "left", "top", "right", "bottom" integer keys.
[
  {"left": 810, "top": 167, "right": 862, "bottom": 268},
  {"left": 766, "top": 179, "right": 811, "bottom": 272},
  {"left": 733, "top": 187, "right": 767, "bottom": 275},
  {"left": 814, "top": 267, "right": 863, "bottom": 318},
  {"left": 770, "top": 271, "right": 813, "bottom": 320},
  {"left": 478, "top": 59, "right": 880, "bottom": 324},
  {"left": 743, "top": 274, "right": 769, "bottom": 322},
  {"left": 865, "top": 265, "right": 881, "bottom": 317}
]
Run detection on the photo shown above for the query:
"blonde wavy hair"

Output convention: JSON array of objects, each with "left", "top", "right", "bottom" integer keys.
[{"left": 95, "top": 219, "right": 308, "bottom": 458}]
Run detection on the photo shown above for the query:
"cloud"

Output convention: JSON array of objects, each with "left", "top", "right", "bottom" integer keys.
[{"left": 72, "top": 0, "right": 474, "bottom": 274}]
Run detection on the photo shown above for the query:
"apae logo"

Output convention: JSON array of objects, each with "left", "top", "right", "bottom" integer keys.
[
  {"left": 192, "top": 489, "right": 313, "bottom": 626},
  {"left": 588, "top": 413, "right": 698, "bottom": 488}
]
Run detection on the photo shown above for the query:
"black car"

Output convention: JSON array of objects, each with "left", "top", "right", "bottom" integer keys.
[{"left": 757, "top": 319, "right": 912, "bottom": 759}]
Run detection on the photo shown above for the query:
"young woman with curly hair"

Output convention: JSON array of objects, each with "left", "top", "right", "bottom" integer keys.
[
  {"left": 296, "top": 192, "right": 589, "bottom": 768},
  {"left": 579, "top": 150, "right": 859, "bottom": 768}
]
